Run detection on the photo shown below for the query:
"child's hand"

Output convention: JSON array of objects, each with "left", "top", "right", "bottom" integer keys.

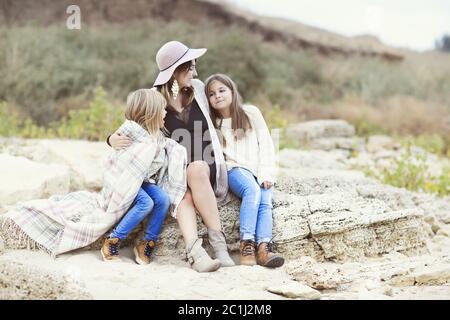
[
  {"left": 110, "top": 132, "right": 132, "bottom": 151},
  {"left": 262, "top": 181, "right": 273, "bottom": 189}
]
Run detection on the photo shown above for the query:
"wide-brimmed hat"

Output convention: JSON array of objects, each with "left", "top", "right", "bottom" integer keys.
[{"left": 153, "top": 41, "right": 207, "bottom": 87}]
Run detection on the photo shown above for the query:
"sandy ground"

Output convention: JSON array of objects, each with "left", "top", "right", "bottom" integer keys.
[{"left": 1, "top": 248, "right": 296, "bottom": 300}]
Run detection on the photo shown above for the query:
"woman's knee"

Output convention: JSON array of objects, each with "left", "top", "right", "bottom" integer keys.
[
  {"left": 180, "top": 189, "right": 194, "bottom": 207},
  {"left": 187, "top": 161, "right": 210, "bottom": 182}
]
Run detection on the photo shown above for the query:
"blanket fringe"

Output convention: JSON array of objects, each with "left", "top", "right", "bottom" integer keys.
[{"left": 0, "top": 216, "right": 54, "bottom": 257}]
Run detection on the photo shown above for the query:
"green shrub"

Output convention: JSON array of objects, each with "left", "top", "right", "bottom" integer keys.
[
  {"left": 53, "top": 87, "right": 123, "bottom": 141},
  {"left": 398, "top": 134, "right": 445, "bottom": 156},
  {"left": 0, "top": 87, "right": 123, "bottom": 141},
  {"left": 363, "top": 147, "right": 449, "bottom": 196}
]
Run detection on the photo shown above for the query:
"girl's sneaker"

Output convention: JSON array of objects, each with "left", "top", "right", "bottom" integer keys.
[
  {"left": 101, "top": 237, "right": 121, "bottom": 262},
  {"left": 134, "top": 240, "right": 156, "bottom": 265}
]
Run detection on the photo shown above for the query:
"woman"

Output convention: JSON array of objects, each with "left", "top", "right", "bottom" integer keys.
[{"left": 109, "top": 41, "right": 235, "bottom": 272}]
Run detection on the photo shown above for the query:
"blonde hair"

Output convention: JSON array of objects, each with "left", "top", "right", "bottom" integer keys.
[{"left": 125, "top": 89, "right": 167, "bottom": 135}]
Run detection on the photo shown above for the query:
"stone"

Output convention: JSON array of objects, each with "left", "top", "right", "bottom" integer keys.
[
  {"left": 287, "top": 120, "right": 355, "bottom": 141},
  {"left": 366, "top": 135, "right": 399, "bottom": 153},
  {"left": 5, "top": 139, "right": 110, "bottom": 191},
  {"left": 267, "top": 281, "right": 321, "bottom": 300},
  {"left": 0, "top": 154, "right": 70, "bottom": 205}
]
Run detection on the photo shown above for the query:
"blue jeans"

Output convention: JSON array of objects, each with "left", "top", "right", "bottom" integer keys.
[
  {"left": 110, "top": 183, "right": 170, "bottom": 241},
  {"left": 228, "top": 167, "right": 273, "bottom": 245}
]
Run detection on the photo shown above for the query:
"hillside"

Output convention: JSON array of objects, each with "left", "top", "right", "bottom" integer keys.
[{"left": 0, "top": 0, "right": 403, "bottom": 61}]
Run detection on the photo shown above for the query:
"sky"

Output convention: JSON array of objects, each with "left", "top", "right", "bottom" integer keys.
[{"left": 226, "top": 0, "right": 450, "bottom": 51}]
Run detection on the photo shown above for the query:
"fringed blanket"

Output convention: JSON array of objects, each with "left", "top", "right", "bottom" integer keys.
[{"left": 1, "top": 120, "right": 187, "bottom": 257}]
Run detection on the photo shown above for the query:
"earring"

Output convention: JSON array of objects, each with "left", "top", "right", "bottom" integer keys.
[{"left": 171, "top": 79, "right": 179, "bottom": 100}]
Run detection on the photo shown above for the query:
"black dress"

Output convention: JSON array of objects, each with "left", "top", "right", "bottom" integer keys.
[{"left": 163, "top": 100, "right": 216, "bottom": 187}]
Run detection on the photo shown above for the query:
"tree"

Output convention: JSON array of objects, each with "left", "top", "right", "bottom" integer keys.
[{"left": 435, "top": 34, "right": 450, "bottom": 52}]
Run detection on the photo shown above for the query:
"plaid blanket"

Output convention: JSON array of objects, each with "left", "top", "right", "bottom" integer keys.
[{"left": 1, "top": 120, "right": 187, "bottom": 257}]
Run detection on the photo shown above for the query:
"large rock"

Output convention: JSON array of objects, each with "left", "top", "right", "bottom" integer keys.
[
  {"left": 286, "top": 120, "right": 364, "bottom": 152},
  {"left": 366, "top": 135, "right": 400, "bottom": 153},
  {"left": 4, "top": 139, "right": 110, "bottom": 191},
  {"left": 0, "top": 154, "right": 70, "bottom": 205},
  {"left": 279, "top": 149, "right": 347, "bottom": 170},
  {"left": 287, "top": 120, "right": 356, "bottom": 140},
  {"left": 99, "top": 175, "right": 428, "bottom": 263},
  {"left": 271, "top": 176, "right": 428, "bottom": 262}
]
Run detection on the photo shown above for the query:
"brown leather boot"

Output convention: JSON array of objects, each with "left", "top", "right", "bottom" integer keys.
[
  {"left": 240, "top": 240, "right": 256, "bottom": 266},
  {"left": 100, "top": 237, "right": 121, "bottom": 262},
  {"left": 256, "top": 242, "right": 284, "bottom": 268},
  {"left": 134, "top": 239, "right": 156, "bottom": 265}
]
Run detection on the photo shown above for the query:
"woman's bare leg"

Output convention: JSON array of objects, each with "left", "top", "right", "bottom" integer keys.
[
  {"left": 187, "top": 161, "right": 221, "bottom": 231},
  {"left": 176, "top": 189, "right": 198, "bottom": 248},
  {"left": 177, "top": 188, "right": 221, "bottom": 272}
]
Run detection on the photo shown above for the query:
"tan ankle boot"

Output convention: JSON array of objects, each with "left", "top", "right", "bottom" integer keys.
[
  {"left": 240, "top": 240, "right": 257, "bottom": 266},
  {"left": 134, "top": 239, "right": 156, "bottom": 265},
  {"left": 256, "top": 242, "right": 284, "bottom": 268},
  {"left": 207, "top": 229, "right": 235, "bottom": 267},
  {"left": 186, "top": 238, "right": 221, "bottom": 272},
  {"left": 101, "top": 237, "right": 121, "bottom": 262}
]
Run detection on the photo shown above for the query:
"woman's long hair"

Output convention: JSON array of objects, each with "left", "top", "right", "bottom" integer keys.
[
  {"left": 205, "top": 74, "right": 252, "bottom": 146},
  {"left": 156, "top": 60, "right": 195, "bottom": 111}
]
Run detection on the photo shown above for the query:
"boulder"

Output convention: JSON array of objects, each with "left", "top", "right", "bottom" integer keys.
[
  {"left": 0, "top": 154, "right": 70, "bottom": 205},
  {"left": 366, "top": 135, "right": 400, "bottom": 153},
  {"left": 4, "top": 139, "right": 110, "bottom": 191}
]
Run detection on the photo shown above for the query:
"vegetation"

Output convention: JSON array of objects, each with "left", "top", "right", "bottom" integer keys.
[
  {"left": 0, "top": 19, "right": 449, "bottom": 155},
  {"left": 0, "top": 87, "right": 122, "bottom": 140},
  {"left": 362, "top": 147, "right": 450, "bottom": 197}
]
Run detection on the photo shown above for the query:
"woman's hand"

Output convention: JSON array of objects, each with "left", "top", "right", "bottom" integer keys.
[
  {"left": 262, "top": 181, "right": 273, "bottom": 189},
  {"left": 109, "top": 132, "right": 132, "bottom": 151}
]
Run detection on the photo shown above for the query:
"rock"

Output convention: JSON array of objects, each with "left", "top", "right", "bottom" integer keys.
[
  {"left": 0, "top": 154, "right": 70, "bottom": 205},
  {"left": 366, "top": 135, "right": 400, "bottom": 153},
  {"left": 287, "top": 120, "right": 356, "bottom": 140},
  {"left": 414, "top": 265, "right": 450, "bottom": 285},
  {"left": 390, "top": 264, "right": 450, "bottom": 287},
  {"left": 0, "top": 257, "right": 92, "bottom": 299},
  {"left": 5, "top": 139, "right": 110, "bottom": 191},
  {"left": 278, "top": 168, "right": 364, "bottom": 180},
  {"left": 437, "top": 225, "right": 450, "bottom": 237},
  {"left": 285, "top": 259, "right": 351, "bottom": 290},
  {"left": 286, "top": 120, "right": 364, "bottom": 151},
  {"left": 279, "top": 149, "right": 347, "bottom": 170},
  {"left": 267, "top": 281, "right": 321, "bottom": 300},
  {"left": 309, "top": 137, "right": 364, "bottom": 151}
]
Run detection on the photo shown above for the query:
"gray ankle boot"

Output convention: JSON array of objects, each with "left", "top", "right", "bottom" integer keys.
[
  {"left": 207, "top": 229, "right": 235, "bottom": 267},
  {"left": 186, "top": 238, "right": 221, "bottom": 273}
]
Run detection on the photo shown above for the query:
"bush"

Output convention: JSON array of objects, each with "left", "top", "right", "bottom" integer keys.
[
  {"left": 363, "top": 147, "right": 449, "bottom": 196},
  {"left": 0, "top": 87, "right": 123, "bottom": 141}
]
